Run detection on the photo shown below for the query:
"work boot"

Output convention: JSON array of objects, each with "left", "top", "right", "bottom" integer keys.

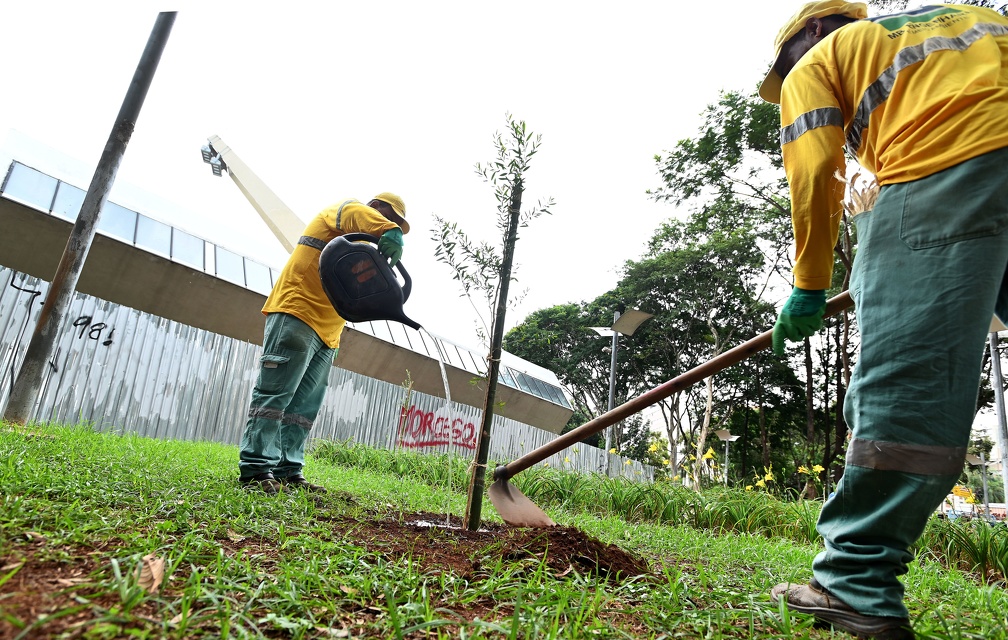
[
  {"left": 239, "top": 471, "right": 282, "bottom": 495},
  {"left": 770, "top": 580, "right": 913, "bottom": 640},
  {"left": 277, "top": 474, "right": 327, "bottom": 494}
]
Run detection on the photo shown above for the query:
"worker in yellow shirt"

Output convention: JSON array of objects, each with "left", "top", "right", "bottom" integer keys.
[
  {"left": 238, "top": 193, "right": 408, "bottom": 495},
  {"left": 760, "top": 2, "right": 1008, "bottom": 638}
]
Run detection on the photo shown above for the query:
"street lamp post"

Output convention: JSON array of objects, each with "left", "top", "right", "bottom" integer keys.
[
  {"left": 715, "top": 429, "right": 741, "bottom": 485},
  {"left": 966, "top": 448, "right": 992, "bottom": 518},
  {"left": 590, "top": 306, "right": 653, "bottom": 476},
  {"left": 988, "top": 325, "right": 1008, "bottom": 508}
]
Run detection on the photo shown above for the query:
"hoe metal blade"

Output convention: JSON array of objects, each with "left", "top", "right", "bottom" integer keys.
[{"left": 488, "top": 476, "right": 555, "bottom": 528}]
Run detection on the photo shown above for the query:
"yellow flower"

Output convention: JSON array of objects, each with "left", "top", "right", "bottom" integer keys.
[
  {"left": 649, "top": 443, "right": 659, "bottom": 453},
  {"left": 662, "top": 458, "right": 669, "bottom": 466},
  {"left": 625, "top": 459, "right": 632, "bottom": 465},
  {"left": 952, "top": 485, "right": 973, "bottom": 498},
  {"left": 812, "top": 464, "right": 825, "bottom": 474},
  {"left": 703, "top": 447, "right": 716, "bottom": 460},
  {"left": 798, "top": 465, "right": 809, "bottom": 475},
  {"left": 609, "top": 448, "right": 617, "bottom": 454},
  {"left": 543, "top": 462, "right": 550, "bottom": 467},
  {"left": 564, "top": 456, "right": 570, "bottom": 464},
  {"left": 672, "top": 475, "right": 680, "bottom": 482},
  {"left": 763, "top": 466, "right": 775, "bottom": 482},
  {"left": 746, "top": 485, "right": 753, "bottom": 491},
  {"left": 755, "top": 479, "right": 766, "bottom": 488},
  {"left": 689, "top": 455, "right": 697, "bottom": 461}
]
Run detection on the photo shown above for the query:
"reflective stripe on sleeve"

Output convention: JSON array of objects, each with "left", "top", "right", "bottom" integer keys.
[
  {"left": 298, "top": 235, "right": 327, "bottom": 251},
  {"left": 780, "top": 107, "right": 844, "bottom": 146},
  {"left": 847, "top": 436, "right": 966, "bottom": 476}
]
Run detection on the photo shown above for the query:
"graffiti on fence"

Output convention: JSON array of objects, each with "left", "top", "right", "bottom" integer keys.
[
  {"left": 397, "top": 403, "right": 478, "bottom": 450},
  {"left": 4, "top": 273, "right": 116, "bottom": 389},
  {"left": 71, "top": 316, "right": 115, "bottom": 346},
  {"left": 5, "top": 273, "right": 43, "bottom": 395}
]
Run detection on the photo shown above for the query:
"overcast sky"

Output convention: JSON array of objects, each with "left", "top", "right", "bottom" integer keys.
[
  {"left": 6, "top": 1, "right": 1004, "bottom": 441},
  {"left": 0, "top": 0, "right": 816, "bottom": 351}
]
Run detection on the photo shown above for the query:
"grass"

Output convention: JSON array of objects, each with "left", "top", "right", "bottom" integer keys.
[{"left": 2, "top": 422, "right": 1008, "bottom": 638}]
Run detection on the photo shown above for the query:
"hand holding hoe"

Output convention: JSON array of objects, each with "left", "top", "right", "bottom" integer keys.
[{"left": 488, "top": 291, "right": 854, "bottom": 527}]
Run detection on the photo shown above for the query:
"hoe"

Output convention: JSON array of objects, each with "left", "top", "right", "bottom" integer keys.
[{"left": 488, "top": 291, "right": 855, "bottom": 528}]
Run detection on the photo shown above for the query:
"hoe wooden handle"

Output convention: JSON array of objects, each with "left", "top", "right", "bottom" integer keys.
[{"left": 494, "top": 290, "right": 854, "bottom": 481}]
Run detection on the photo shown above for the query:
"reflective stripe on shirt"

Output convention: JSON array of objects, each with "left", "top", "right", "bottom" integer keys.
[
  {"left": 299, "top": 199, "right": 360, "bottom": 251},
  {"left": 846, "top": 20, "right": 1008, "bottom": 154},
  {"left": 334, "top": 199, "right": 357, "bottom": 231}
]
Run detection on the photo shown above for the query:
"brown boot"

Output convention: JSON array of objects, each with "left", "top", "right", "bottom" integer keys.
[
  {"left": 770, "top": 579, "right": 913, "bottom": 640},
  {"left": 239, "top": 471, "right": 282, "bottom": 495},
  {"left": 277, "top": 474, "right": 327, "bottom": 494}
]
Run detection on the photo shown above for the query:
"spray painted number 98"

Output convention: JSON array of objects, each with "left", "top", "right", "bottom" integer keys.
[{"left": 72, "top": 316, "right": 114, "bottom": 346}]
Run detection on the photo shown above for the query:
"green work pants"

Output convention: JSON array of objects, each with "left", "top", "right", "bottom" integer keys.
[
  {"left": 238, "top": 312, "right": 336, "bottom": 480},
  {"left": 813, "top": 146, "right": 1008, "bottom": 618}
]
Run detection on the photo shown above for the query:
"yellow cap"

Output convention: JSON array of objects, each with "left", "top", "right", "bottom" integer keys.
[
  {"left": 372, "top": 192, "right": 409, "bottom": 233},
  {"left": 759, "top": 1, "right": 867, "bottom": 104}
]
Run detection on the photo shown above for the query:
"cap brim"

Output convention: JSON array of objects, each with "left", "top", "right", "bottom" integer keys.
[
  {"left": 387, "top": 211, "right": 410, "bottom": 234},
  {"left": 759, "top": 66, "right": 783, "bottom": 104}
]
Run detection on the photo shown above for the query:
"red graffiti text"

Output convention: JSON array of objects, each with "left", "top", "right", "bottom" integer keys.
[{"left": 397, "top": 404, "right": 477, "bottom": 450}]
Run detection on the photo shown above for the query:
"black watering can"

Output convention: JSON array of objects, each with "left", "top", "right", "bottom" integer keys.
[{"left": 318, "top": 233, "right": 422, "bottom": 330}]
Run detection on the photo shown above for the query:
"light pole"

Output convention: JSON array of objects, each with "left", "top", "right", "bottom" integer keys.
[
  {"left": 589, "top": 306, "right": 652, "bottom": 475},
  {"left": 967, "top": 446, "right": 992, "bottom": 519},
  {"left": 987, "top": 322, "right": 1008, "bottom": 507},
  {"left": 715, "top": 429, "right": 740, "bottom": 485}
]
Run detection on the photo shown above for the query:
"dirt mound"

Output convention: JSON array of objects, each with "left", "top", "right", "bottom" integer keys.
[{"left": 349, "top": 510, "right": 653, "bottom": 581}]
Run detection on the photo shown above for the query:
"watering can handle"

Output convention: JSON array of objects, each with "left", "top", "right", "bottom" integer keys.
[
  {"left": 339, "top": 232, "right": 413, "bottom": 303},
  {"left": 493, "top": 290, "right": 855, "bottom": 482}
]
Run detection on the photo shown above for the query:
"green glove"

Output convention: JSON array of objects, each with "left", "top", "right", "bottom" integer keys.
[
  {"left": 377, "top": 228, "right": 404, "bottom": 267},
  {"left": 772, "top": 287, "right": 827, "bottom": 356}
]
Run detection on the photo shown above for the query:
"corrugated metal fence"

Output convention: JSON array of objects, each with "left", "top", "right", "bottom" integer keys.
[{"left": 0, "top": 265, "right": 652, "bottom": 480}]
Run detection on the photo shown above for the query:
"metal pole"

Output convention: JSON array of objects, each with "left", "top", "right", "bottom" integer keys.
[
  {"left": 723, "top": 439, "right": 730, "bottom": 485},
  {"left": 604, "top": 310, "right": 620, "bottom": 475},
  {"left": 981, "top": 449, "right": 991, "bottom": 518},
  {"left": 988, "top": 332, "right": 1008, "bottom": 502},
  {"left": 2, "top": 12, "right": 177, "bottom": 424}
]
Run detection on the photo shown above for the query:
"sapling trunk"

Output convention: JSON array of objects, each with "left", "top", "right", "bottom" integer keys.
[{"left": 464, "top": 180, "right": 523, "bottom": 531}]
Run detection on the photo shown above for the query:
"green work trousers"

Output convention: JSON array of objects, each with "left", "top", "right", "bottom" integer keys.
[
  {"left": 238, "top": 312, "right": 336, "bottom": 481},
  {"left": 813, "top": 146, "right": 1008, "bottom": 618}
]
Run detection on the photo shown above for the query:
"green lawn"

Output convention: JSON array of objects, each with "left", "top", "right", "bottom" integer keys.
[{"left": 1, "top": 423, "right": 1006, "bottom": 638}]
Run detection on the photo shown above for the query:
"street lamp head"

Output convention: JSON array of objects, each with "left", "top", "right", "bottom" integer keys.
[
  {"left": 209, "top": 156, "right": 226, "bottom": 177},
  {"left": 611, "top": 309, "right": 653, "bottom": 336},
  {"left": 966, "top": 453, "right": 988, "bottom": 466},
  {"left": 201, "top": 142, "right": 227, "bottom": 177}
]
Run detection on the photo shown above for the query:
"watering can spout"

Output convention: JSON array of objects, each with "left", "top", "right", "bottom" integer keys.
[{"left": 318, "top": 233, "right": 422, "bottom": 329}]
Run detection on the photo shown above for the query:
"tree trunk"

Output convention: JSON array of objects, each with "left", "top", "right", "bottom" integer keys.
[
  {"left": 693, "top": 375, "right": 715, "bottom": 489},
  {"left": 464, "top": 180, "right": 523, "bottom": 531}
]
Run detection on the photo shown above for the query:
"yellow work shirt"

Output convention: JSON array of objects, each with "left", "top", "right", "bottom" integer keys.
[
  {"left": 262, "top": 199, "right": 399, "bottom": 348},
  {"left": 779, "top": 4, "right": 1008, "bottom": 290}
]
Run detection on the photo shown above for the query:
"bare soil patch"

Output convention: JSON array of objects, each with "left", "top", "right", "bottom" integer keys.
[{"left": 0, "top": 510, "right": 654, "bottom": 638}]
